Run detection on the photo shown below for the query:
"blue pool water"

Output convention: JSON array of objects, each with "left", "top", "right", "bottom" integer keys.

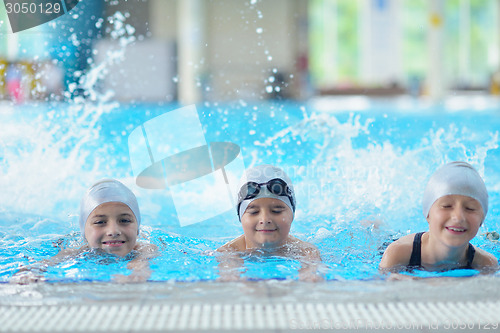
[{"left": 1, "top": 97, "right": 500, "bottom": 282}]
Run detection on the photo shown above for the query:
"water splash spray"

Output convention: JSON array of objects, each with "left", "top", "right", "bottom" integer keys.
[
  {"left": 0, "top": 11, "right": 137, "bottom": 220},
  {"left": 254, "top": 108, "right": 500, "bottom": 234}
]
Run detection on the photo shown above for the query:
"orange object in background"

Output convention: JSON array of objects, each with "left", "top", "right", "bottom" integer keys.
[
  {"left": 0, "top": 59, "right": 7, "bottom": 99},
  {"left": 490, "top": 70, "right": 500, "bottom": 95}
]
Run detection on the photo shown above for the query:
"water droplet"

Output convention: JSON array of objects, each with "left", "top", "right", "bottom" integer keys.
[
  {"left": 125, "top": 24, "right": 135, "bottom": 35},
  {"left": 268, "top": 76, "right": 275, "bottom": 83},
  {"left": 266, "top": 86, "right": 273, "bottom": 93},
  {"left": 267, "top": 56, "right": 272, "bottom": 61},
  {"left": 256, "top": 27, "right": 263, "bottom": 34}
]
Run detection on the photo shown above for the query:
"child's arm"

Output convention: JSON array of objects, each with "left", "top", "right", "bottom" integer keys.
[
  {"left": 215, "top": 251, "right": 244, "bottom": 281},
  {"left": 292, "top": 237, "right": 323, "bottom": 282},
  {"left": 215, "top": 235, "right": 246, "bottom": 281},
  {"left": 10, "top": 247, "right": 83, "bottom": 284},
  {"left": 298, "top": 249, "right": 323, "bottom": 282},
  {"left": 113, "top": 243, "right": 159, "bottom": 283}
]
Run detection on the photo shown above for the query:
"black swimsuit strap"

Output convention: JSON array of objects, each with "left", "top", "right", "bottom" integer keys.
[
  {"left": 408, "top": 232, "right": 424, "bottom": 267},
  {"left": 465, "top": 243, "right": 475, "bottom": 269},
  {"left": 408, "top": 232, "right": 475, "bottom": 269}
]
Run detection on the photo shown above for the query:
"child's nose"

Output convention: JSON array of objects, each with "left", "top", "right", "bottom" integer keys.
[
  {"left": 259, "top": 211, "right": 272, "bottom": 224},
  {"left": 451, "top": 206, "right": 466, "bottom": 221},
  {"left": 106, "top": 222, "right": 122, "bottom": 236}
]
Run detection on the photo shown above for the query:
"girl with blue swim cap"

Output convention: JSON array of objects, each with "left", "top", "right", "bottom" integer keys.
[
  {"left": 380, "top": 161, "right": 498, "bottom": 273},
  {"left": 12, "top": 179, "right": 157, "bottom": 284},
  {"left": 217, "top": 165, "right": 322, "bottom": 281}
]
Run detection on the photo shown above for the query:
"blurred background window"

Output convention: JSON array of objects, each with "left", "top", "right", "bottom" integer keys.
[{"left": 309, "top": 0, "right": 499, "bottom": 91}]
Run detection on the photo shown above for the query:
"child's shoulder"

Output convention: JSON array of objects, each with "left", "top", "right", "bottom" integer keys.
[
  {"left": 384, "top": 233, "right": 417, "bottom": 253},
  {"left": 135, "top": 242, "right": 159, "bottom": 257},
  {"left": 472, "top": 246, "right": 499, "bottom": 270},
  {"left": 288, "top": 235, "right": 317, "bottom": 248},
  {"left": 287, "top": 235, "right": 321, "bottom": 260},
  {"left": 217, "top": 235, "right": 246, "bottom": 253},
  {"left": 379, "top": 233, "right": 418, "bottom": 270}
]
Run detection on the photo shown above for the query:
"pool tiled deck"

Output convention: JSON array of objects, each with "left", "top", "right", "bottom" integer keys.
[{"left": 1, "top": 276, "right": 500, "bottom": 332}]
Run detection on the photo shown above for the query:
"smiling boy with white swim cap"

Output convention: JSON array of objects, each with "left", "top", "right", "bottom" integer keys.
[
  {"left": 217, "top": 165, "right": 322, "bottom": 281},
  {"left": 380, "top": 161, "right": 498, "bottom": 273}
]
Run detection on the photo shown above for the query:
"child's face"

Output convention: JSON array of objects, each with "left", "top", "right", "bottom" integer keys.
[
  {"left": 84, "top": 202, "right": 138, "bottom": 257},
  {"left": 241, "top": 197, "right": 293, "bottom": 249},
  {"left": 427, "top": 195, "right": 484, "bottom": 247}
]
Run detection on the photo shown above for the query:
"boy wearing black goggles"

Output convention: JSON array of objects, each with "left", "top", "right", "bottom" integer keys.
[
  {"left": 237, "top": 178, "right": 295, "bottom": 219},
  {"left": 217, "top": 165, "right": 322, "bottom": 281}
]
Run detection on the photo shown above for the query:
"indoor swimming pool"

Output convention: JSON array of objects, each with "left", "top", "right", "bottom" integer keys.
[
  {"left": 1, "top": 97, "right": 500, "bottom": 282},
  {"left": 1, "top": 96, "right": 500, "bottom": 331}
]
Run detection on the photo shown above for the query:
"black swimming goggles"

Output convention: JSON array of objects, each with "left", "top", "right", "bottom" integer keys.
[{"left": 237, "top": 178, "right": 295, "bottom": 212}]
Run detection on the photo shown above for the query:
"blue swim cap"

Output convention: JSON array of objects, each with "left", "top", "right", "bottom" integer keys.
[
  {"left": 79, "top": 179, "right": 141, "bottom": 236},
  {"left": 422, "top": 161, "right": 488, "bottom": 218}
]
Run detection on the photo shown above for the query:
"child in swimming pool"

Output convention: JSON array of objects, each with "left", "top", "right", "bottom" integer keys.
[
  {"left": 216, "top": 165, "right": 322, "bottom": 281},
  {"left": 12, "top": 179, "right": 157, "bottom": 284},
  {"left": 380, "top": 161, "right": 498, "bottom": 273}
]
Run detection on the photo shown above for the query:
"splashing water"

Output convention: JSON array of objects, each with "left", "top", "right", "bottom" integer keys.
[
  {"left": 252, "top": 107, "right": 500, "bottom": 231},
  {"left": 2, "top": 99, "right": 500, "bottom": 281},
  {"left": 0, "top": 11, "right": 138, "bottom": 220}
]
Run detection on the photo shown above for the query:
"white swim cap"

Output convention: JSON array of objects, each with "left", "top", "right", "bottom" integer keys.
[
  {"left": 79, "top": 179, "right": 141, "bottom": 236},
  {"left": 422, "top": 161, "right": 488, "bottom": 218},
  {"left": 237, "top": 165, "right": 296, "bottom": 220}
]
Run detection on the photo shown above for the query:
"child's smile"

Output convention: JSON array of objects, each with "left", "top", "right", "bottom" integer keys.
[
  {"left": 445, "top": 226, "right": 466, "bottom": 234},
  {"left": 257, "top": 227, "right": 278, "bottom": 232},
  {"left": 102, "top": 240, "right": 126, "bottom": 247}
]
